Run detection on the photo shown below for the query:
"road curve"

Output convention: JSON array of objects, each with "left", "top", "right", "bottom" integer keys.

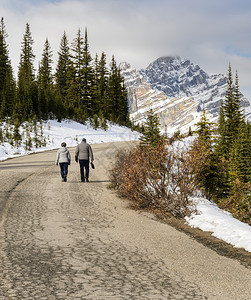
[{"left": 0, "top": 141, "right": 250, "bottom": 299}]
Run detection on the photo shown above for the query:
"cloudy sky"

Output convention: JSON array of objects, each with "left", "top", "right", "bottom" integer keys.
[{"left": 1, "top": 0, "right": 251, "bottom": 100}]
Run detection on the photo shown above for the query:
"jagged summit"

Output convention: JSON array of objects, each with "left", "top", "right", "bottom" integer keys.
[
  {"left": 121, "top": 56, "right": 251, "bottom": 135},
  {"left": 140, "top": 56, "right": 222, "bottom": 108},
  {"left": 146, "top": 56, "right": 182, "bottom": 68}
]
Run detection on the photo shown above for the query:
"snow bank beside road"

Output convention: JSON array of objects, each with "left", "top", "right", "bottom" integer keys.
[
  {"left": 186, "top": 198, "right": 251, "bottom": 252},
  {"left": 0, "top": 120, "right": 140, "bottom": 161}
]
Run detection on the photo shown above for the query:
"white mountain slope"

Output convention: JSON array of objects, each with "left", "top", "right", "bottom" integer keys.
[{"left": 121, "top": 56, "right": 251, "bottom": 135}]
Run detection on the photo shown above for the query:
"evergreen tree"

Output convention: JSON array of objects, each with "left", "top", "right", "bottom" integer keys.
[
  {"left": 94, "top": 52, "right": 108, "bottom": 115},
  {"left": 37, "top": 38, "right": 57, "bottom": 119},
  {"left": 99, "top": 111, "right": 108, "bottom": 131},
  {"left": 13, "top": 118, "right": 22, "bottom": 147},
  {"left": 222, "top": 64, "right": 243, "bottom": 156},
  {"left": 0, "top": 18, "right": 16, "bottom": 119},
  {"left": 216, "top": 103, "right": 228, "bottom": 157},
  {"left": 139, "top": 109, "right": 162, "bottom": 145},
  {"left": 107, "top": 56, "right": 129, "bottom": 125},
  {"left": 194, "top": 108, "right": 228, "bottom": 200},
  {"left": 195, "top": 107, "right": 214, "bottom": 148},
  {"left": 214, "top": 65, "right": 250, "bottom": 204},
  {"left": 82, "top": 28, "right": 94, "bottom": 116},
  {"left": 32, "top": 115, "right": 39, "bottom": 148},
  {"left": 55, "top": 31, "right": 71, "bottom": 117},
  {"left": 65, "top": 62, "right": 79, "bottom": 119},
  {"left": 188, "top": 126, "right": 193, "bottom": 136},
  {"left": 230, "top": 121, "right": 251, "bottom": 183},
  {"left": 17, "top": 23, "right": 37, "bottom": 120},
  {"left": 119, "top": 79, "right": 130, "bottom": 125},
  {"left": 233, "top": 71, "right": 244, "bottom": 128},
  {"left": 0, "top": 122, "right": 3, "bottom": 143},
  {"left": 70, "top": 29, "right": 85, "bottom": 120},
  {"left": 92, "top": 114, "right": 99, "bottom": 130}
]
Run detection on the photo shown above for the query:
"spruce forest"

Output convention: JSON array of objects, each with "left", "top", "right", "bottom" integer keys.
[
  {"left": 0, "top": 18, "right": 130, "bottom": 139},
  {"left": 193, "top": 68, "right": 251, "bottom": 224}
]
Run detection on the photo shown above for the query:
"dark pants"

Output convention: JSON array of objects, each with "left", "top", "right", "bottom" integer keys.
[
  {"left": 79, "top": 160, "right": 89, "bottom": 181},
  {"left": 59, "top": 163, "right": 69, "bottom": 178}
]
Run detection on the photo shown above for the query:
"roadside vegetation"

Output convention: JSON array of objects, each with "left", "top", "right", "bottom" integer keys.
[{"left": 110, "top": 66, "right": 251, "bottom": 225}]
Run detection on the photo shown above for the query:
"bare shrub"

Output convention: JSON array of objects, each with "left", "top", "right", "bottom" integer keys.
[{"left": 110, "top": 142, "right": 199, "bottom": 218}]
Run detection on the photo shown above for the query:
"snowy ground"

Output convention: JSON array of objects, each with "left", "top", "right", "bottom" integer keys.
[{"left": 0, "top": 120, "right": 250, "bottom": 253}]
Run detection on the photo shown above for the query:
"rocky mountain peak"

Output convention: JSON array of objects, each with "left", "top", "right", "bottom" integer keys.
[
  {"left": 121, "top": 56, "right": 251, "bottom": 135},
  {"left": 140, "top": 56, "right": 211, "bottom": 99}
]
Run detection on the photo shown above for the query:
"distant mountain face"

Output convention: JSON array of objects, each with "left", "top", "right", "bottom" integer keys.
[{"left": 121, "top": 56, "right": 251, "bottom": 135}]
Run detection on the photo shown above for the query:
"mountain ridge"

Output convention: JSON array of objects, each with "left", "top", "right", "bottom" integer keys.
[{"left": 121, "top": 56, "right": 251, "bottom": 135}]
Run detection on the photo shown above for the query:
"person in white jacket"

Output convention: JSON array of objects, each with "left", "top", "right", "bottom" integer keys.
[{"left": 55, "top": 142, "right": 71, "bottom": 182}]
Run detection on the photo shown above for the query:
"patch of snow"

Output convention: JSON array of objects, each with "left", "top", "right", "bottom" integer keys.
[{"left": 186, "top": 198, "right": 251, "bottom": 252}]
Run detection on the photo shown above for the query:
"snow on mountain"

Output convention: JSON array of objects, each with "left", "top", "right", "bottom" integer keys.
[{"left": 121, "top": 56, "right": 251, "bottom": 135}]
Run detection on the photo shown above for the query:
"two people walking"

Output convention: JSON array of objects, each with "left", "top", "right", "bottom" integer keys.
[{"left": 55, "top": 138, "right": 94, "bottom": 182}]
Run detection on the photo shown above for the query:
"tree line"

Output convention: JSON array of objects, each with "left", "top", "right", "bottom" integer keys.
[
  {"left": 0, "top": 18, "right": 130, "bottom": 129},
  {"left": 194, "top": 64, "right": 250, "bottom": 223}
]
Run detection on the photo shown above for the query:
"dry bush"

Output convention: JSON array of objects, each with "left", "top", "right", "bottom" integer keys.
[{"left": 110, "top": 142, "right": 199, "bottom": 218}]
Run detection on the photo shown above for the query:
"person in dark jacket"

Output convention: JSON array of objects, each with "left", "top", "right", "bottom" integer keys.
[
  {"left": 55, "top": 142, "right": 71, "bottom": 182},
  {"left": 75, "top": 138, "right": 94, "bottom": 182}
]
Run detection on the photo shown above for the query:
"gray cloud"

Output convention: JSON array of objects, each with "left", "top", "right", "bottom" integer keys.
[{"left": 1, "top": 0, "right": 251, "bottom": 100}]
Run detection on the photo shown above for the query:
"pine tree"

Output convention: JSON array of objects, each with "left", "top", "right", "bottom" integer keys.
[
  {"left": 99, "top": 111, "right": 108, "bottom": 131},
  {"left": 0, "top": 119, "right": 3, "bottom": 143},
  {"left": 139, "top": 109, "right": 162, "bottom": 145},
  {"left": 118, "top": 79, "right": 130, "bottom": 125},
  {"left": 231, "top": 121, "right": 251, "bottom": 183},
  {"left": 222, "top": 64, "right": 243, "bottom": 156},
  {"left": 65, "top": 62, "right": 79, "bottom": 119},
  {"left": 17, "top": 23, "right": 37, "bottom": 120},
  {"left": 195, "top": 107, "right": 214, "bottom": 148},
  {"left": 233, "top": 71, "right": 243, "bottom": 129},
  {"left": 188, "top": 126, "right": 193, "bottom": 136},
  {"left": 55, "top": 31, "right": 71, "bottom": 117},
  {"left": 216, "top": 103, "right": 227, "bottom": 156},
  {"left": 194, "top": 107, "right": 229, "bottom": 200},
  {"left": 214, "top": 65, "right": 250, "bottom": 204},
  {"left": 13, "top": 118, "right": 21, "bottom": 147},
  {"left": 106, "top": 56, "right": 117, "bottom": 120},
  {"left": 92, "top": 114, "right": 99, "bottom": 130},
  {"left": 82, "top": 28, "right": 94, "bottom": 116},
  {"left": 32, "top": 115, "right": 39, "bottom": 148},
  {"left": 70, "top": 29, "right": 85, "bottom": 120},
  {"left": 94, "top": 52, "right": 108, "bottom": 115},
  {"left": 37, "top": 38, "right": 54, "bottom": 119},
  {"left": 107, "top": 56, "right": 129, "bottom": 125},
  {"left": 0, "top": 18, "right": 16, "bottom": 119}
]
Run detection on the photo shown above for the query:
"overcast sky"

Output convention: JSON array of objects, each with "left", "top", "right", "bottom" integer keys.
[{"left": 1, "top": 0, "right": 251, "bottom": 101}]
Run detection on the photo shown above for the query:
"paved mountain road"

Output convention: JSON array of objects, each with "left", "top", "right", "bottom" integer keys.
[{"left": 0, "top": 141, "right": 250, "bottom": 299}]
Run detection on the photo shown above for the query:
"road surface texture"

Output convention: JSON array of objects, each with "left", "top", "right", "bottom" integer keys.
[{"left": 0, "top": 141, "right": 250, "bottom": 299}]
